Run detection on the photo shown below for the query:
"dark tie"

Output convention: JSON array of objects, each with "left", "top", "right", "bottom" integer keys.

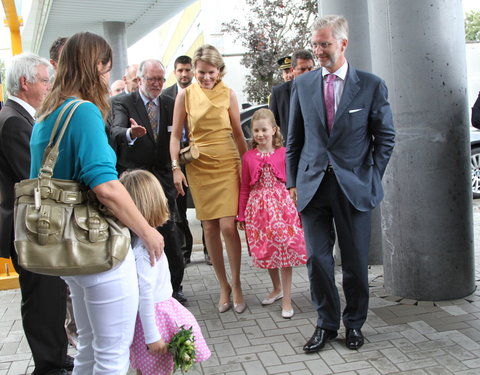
[
  {"left": 146, "top": 101, "right": 158, "bottom": 134},
  {"left": 324, "top": 74, "right": 336, "bottom": 134}
]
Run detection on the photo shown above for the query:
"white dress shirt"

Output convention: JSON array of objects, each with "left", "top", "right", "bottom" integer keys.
[
  {"left": 9, "top": 95, "right": 36, "bottom": 119},
  {"left": 321, "top": 61, "right": 348, "bottom": 112}
]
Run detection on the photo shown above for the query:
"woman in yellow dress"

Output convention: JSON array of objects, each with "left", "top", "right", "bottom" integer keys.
[{"left": 170, "top": 45, "right": 248, "bottom": 313}]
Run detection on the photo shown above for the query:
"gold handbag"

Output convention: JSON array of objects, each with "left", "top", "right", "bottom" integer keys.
[
  {"left": 179, "top": 143, "right": 200, "bottom": 164},
  {"left": 179, "top": 113, "right": 200, "bottom": 165},
  {"left": 13, "top": 99, "right": 130, "bottom": 276}
]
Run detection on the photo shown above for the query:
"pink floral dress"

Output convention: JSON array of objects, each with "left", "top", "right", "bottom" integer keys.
[{"left": 244, "top": 151, "right": 307, "bottom": 268}]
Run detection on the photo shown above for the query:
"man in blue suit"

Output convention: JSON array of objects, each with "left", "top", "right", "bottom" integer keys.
[{"left": 286, "top": 15, "right": 395, "bottom": 352}]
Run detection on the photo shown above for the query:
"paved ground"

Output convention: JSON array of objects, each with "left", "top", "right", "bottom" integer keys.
[{"left": 1, "top": 205, "right": 480, "bottom": 375}]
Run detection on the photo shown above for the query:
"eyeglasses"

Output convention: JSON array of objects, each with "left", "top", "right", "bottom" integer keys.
[
  {"left": 311, "top": 41, "right": 335, "bottom": 49},
  {"left": 37, "top": 78, "right": 51, "bottom": 86},
  {"left": 143, "top": 76, "right": 166, "bottom": 84}
]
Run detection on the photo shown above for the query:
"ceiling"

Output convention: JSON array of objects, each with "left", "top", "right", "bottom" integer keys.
[{"left": 21, "top": 0, "right": 195, "bottom": 58}]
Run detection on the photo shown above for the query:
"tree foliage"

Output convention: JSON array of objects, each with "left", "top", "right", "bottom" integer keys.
[
  {"left": 223, "top": 0, "right": 317, "bottom": 103},
  {"left": 465, "top": 10, "right": 480, "bottom": 42}
]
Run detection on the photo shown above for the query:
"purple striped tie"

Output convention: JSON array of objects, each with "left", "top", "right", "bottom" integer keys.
[{"left": 324, "top": 74, "right": 336, "bottom": 134}]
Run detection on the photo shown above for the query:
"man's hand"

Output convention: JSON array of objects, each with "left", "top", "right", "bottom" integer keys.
[
  {"left": 130, "top": 118, "right": 147, "bottom": 138},
  {"left": 289, "top": 187, "right": 297, "bottom": 205}
]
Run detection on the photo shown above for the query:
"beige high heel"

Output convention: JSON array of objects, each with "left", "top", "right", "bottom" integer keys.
[
  {"left": 233, "top": 302, "right": 247, "bottom": 314},
  {"left": 218, "top": 286, "right": 232, "bottom": 313},
  {"left": 218, "top": 301, "right": 231, "bottom": 313}
]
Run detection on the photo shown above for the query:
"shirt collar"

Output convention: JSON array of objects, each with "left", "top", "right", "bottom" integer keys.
[
  {"left": 139, "top": 90, "right": 159, "bottom": 106},
  {"left": 322, "top": 60, "right": 348, "bottom": 81},
  {"left": 9, "top": 96, "right": 36, "bottom": 119}
]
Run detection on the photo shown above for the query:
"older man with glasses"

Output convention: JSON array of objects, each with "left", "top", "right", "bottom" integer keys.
[
  {"left": 0, "top": 52, "right": 74, "bottom": 375},
  {"left": 110, "top": 59, "right": 187, "bottom": 304}
]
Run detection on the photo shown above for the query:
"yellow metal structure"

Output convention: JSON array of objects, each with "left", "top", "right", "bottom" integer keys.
[
  {"left": 1, "top": 0, "right": 21, "bottom": 290},
  {"left": 0, "top": 258, "right": 19, "bottom": 290},
  {"left": 2, "top": 0, "right": 23, "bottom": 55}
]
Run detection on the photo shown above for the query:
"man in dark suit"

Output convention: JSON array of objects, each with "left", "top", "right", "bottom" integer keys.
[
  {"left": 162, "top": 55, "right": 193, "bottom": 100},
  {"left": 162, "top": 56, "right": 197, "bottom": 265},
  {"left": 122, "top": 64, "right": 139, "bottom": 95},
  {"left": 110, "top": 59, "right": 187, "bottom": 303},
  {"left": 270, "top": 50, "right": 315, "bottom": 142},
  {"left": 472, "top": 91, "right": 480, "bottom": 129},
  {"left": 286, "top": 15, "right": 395, "bottom": 352},
  {"left": 0, "top": 53, "right": 72, "bottom": 375}
]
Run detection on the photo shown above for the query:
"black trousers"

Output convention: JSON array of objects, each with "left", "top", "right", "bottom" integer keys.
[
  {"left": 160, "top": 198, "right": 185, "bottom": 293},
  {"left": 301, "top": 171, "right": 371, "bottom": 331},
  {"left": 175, "top": 183, "right": 193, "bottom": 260},
  {"left": 11, "top": 251, "right": 68, "bottom": 375}
]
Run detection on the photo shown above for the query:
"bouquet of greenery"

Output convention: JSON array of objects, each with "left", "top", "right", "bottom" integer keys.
[{"left": 168, "top": 325, "right": 196, "bottom": 373}]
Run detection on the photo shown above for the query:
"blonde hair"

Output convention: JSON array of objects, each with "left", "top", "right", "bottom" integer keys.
[
  {"left": 37, "top": 32, "right": 112, "bottom": 121},
  {"left": 251, "top": 108, "right": 284, "bottom": 149},
  {"left": 119, "top": 170, "right": 170, "bottom": 227},
  {"left": 192, "top": 44, "right": 226, "bottom": 79}
]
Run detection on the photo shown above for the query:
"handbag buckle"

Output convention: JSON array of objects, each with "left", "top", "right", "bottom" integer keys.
[{"left": 34, "top": 187, "right": 41, "bottom": 210}]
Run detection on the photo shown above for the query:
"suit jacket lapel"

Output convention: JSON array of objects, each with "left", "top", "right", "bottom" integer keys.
[
  {"left": 7, "top": 100, "right": 34, "bottom": 126},
  {"left": 310, "top": 69, "right": 327, "bottom": 131},
  {"left": 335, "top": 65, "right": 360, "bottom": 123},
  {"left": 133, "top": 91, "right": 156, "bottom": 142}
]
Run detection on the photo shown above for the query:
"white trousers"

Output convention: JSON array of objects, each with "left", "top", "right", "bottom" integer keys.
[{"left": 64, "top": 250, "right": 139, "bottom": 375}]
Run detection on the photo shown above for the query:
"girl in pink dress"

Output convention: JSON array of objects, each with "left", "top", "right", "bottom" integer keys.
[
  {"left": 238, "top": 109, "right": 307, "bottom": 319},
  {"left": 120, "top": 170, "right": 211, "bottom": 375}
]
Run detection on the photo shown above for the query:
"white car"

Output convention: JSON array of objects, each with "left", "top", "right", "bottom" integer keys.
[{"left": 471, "top": 128, "right": 480, "bottom": 198}]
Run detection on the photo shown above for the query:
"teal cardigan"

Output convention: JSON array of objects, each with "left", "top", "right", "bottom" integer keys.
[{"left": 30, "top": 98, "right": 118, "bottom": 188}]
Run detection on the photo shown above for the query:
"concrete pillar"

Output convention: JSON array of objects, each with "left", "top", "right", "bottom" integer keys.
[
  {"left": 318, "top": 0, "right": 383, "bottom": 265},
  {"left": 369, "top": 0, "right": 475, "bottom": 300},
  {"left": 103, "top": 21, "right": 128, "bottom": 83},
  {"left": 318, "top": 0, "right": 372, "bottom": 72}
]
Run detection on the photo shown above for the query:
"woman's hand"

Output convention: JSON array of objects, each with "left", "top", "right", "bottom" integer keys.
[
  {"left": 147, "top": 339, "right": 167, "bottom": 355},
  {"left": 173, "top": 168, "right": 188, "bottom": 197},
  {"left": 237, "top": 221, "right": 245, "bottom": 231},
  {"left": 141, "top": 227, "right": 164, "bottom": 266}
]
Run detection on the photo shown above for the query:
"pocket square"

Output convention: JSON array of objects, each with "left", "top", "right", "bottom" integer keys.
[{"left": 349, "top": 108, "right": 363, "bottom": 113}]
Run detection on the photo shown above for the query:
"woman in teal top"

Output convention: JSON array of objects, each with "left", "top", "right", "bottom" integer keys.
[{"left": 31, "top": 32, "right": 165, "bottom": 374}]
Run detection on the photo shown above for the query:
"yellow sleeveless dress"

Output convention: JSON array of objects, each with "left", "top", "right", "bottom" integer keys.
[{"left": 185, "top": 81, "right": 241, "bottom": 220}]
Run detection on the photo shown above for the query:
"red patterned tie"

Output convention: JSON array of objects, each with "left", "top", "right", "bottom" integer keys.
[{"left": 324, "top": 74, "right": 336, "bottom": 134}]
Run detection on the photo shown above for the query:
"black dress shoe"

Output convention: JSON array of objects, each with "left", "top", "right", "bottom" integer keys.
[
  {"left": 345, "top": 328, "right": 364, "bottom": 350},
  {"left": 303, "top": 327, "right": 337, "bottom": 353},
  {"left": 173, "top": 290, "right": 188, "bottom": 303},
  {"left": 61, "top": 355, "right": 74, "bottom": 371}
]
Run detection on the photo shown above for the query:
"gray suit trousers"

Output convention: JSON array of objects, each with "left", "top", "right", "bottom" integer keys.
[{"left": 301, "top": 171, "right": 371, "bottom": 331}]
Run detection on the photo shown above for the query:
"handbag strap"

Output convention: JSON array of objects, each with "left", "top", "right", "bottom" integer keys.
[
  {"left": 40, "top": 99, "right": 87, "bottom": 178},
  {"left": 186, "top": 112, "right": 195, "bottom": 145}
]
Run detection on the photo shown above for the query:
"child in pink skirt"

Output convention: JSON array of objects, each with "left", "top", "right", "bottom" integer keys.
[
  {"left": 238, "top": 109, "right": 307, "bottom": 319},
  {"left": 120, "top": 170, "right": 210, "bottom": 375}
]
